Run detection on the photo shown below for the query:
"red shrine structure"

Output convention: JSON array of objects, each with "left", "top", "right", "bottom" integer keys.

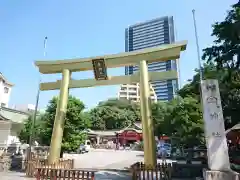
[
  {"left": 85, "top": 122, "right": 143, "bottom": 145},
  {"left": 116, "top": 128, "right": 142, "bottom": 145},
  {"left": 85, "top": 122, "right": 170, "bottom": 146}
]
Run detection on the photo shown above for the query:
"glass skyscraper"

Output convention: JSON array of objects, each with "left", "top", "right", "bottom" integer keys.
[{"left": 125, "top": 16, "right": 178, "bottom": 101}]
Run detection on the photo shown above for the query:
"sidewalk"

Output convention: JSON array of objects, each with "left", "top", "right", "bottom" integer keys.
[
  {"left": 0, "top": 171, "right": 131, "bottom": 180},
  {"left": 0, "top": 171, "right": 197, "bottom": 180}
]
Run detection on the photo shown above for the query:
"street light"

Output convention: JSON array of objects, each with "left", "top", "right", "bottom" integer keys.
[
  {"left": 28, "top": 37, "right": 48, "bottom": 158},
  {"left": 192, "top": 9, "right": 203, "bottom": 81}
]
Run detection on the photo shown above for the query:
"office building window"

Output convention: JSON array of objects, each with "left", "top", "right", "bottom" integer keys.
[
  {"left": 125, "top": 16, "right": 176, "bottom": 101},
  {"left": 4, "top": 87, "right": 9, "bottom": 93}
]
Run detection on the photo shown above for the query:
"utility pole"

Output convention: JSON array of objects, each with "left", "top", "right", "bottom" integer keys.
[
  {"left": 28, "top": 37, "right": 48, "bottom": 158},
  {"left": 192, "top": 9, "right": 203, "bottom": 80}
]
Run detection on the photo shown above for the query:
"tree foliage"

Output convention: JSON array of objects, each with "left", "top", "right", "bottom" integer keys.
[
  {"left": 168, "top": 97, "right": 204, "bottom": 147},
  {"left": 179, "top": 3, "right": 240, "bottom": 129},
  {"left": 89, "top": 98, "right": 140, "bottom": 130},
  {"left": 151, "top": 97, "right": 204, "bottom": 147},
  {"left": 203, "top": 3, "right": 240, "bottom": 72},
  {"left": 19, "top": 95, "right": 90, "bottom": 152},
  {"left": 41, "top": 95, "right": 90, "bottom": 152},
  {"left": 151, "top": 101, "right": 168, "bottom": 135},
  {"left": 18, "top": 115, "right": 43, "bottom": 144}
]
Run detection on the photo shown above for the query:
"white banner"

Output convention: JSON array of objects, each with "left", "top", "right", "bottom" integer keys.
[{"left": 201, "top": 79, "right": 230, "bottom": 171}]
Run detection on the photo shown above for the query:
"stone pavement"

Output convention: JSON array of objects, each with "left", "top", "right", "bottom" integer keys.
[
  {"left": 0, "top": 172, "right": 34, "bottom": 180},
  {"left": 0, "top": 171, "right": 194, "bottom": 180},
  {"left": 64, "top": 149, "right": 175, "bottom": 170},
  {"left": 0, "top": 171, "right": 131, "bottom": 180}
]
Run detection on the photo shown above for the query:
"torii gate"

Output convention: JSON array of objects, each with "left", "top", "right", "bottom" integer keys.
[{"left": 35, "top": 40, "right": 187, "bottom": 166}]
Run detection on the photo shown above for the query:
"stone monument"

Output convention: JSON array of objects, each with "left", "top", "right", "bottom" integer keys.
[{"left": 201, "top": 79, "right": 239, "bottom": 180}]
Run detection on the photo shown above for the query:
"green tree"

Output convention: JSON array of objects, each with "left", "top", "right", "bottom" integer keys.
[
  {"left": 202, "top": 3, "right": 240, "bottom": 74},
  {"left": 151, "top": 97, "right": 204, "bottom": 147},
  {"left": 165, "top": 97, "right": 204, "bottom": 147},
  {"left": 89, "top": 98, "right": 140, "bottom": 130},
  {"left": 18, "top": 114, "right": 45, "bottom": 144},
  {"left": 39, "top": 95, "right": 90, "bottom": 152},
  {"left": 151, "top": 101, "right": 168, "bottom": 135}
]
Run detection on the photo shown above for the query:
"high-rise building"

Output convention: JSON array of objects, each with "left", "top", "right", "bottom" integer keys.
[
  {"left": 118, "top": 83, "right": 157, "bottom": 103},
  {"left": 125, "top": 16, "right": 178, "bottom": 101}
]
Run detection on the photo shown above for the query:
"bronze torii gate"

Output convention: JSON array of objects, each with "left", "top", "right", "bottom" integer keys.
[{"left": 35, "top": 40, "right": 187, "bottom": 166}]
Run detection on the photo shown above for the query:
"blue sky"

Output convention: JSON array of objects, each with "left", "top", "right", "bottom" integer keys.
[{"left": 0, "top": 0, "right": 236, "bottom": 110}]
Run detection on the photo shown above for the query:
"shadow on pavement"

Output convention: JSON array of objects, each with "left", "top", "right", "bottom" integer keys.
[
  {"left": 96, "top": 167, "right": 130, "bottom": 172},
  {"left": 96, "top": 171, "right": 131, "bottom": 180},
  {"left": 2, "top": 171, "right": 130, "bottom": 180}
]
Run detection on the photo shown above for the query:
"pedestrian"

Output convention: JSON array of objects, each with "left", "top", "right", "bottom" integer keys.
[
  {"left": 162, "top": 149, "right": 167, "bottom": 163},
  {"left": 160, "top": 145, "right": 167, "bottom": 163}
]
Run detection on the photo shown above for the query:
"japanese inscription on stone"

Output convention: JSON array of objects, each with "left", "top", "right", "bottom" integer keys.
[
  {"left": 92, "top": 58, "right": 108, "bottom": 80},
  {"left": 210, "top": 112, "right": 218, "bottom": 120},
  {"left": 212, "top": 132, "right": 221, "bottom": 137},
  {"left": 201, "top": 79, "right": 230, "bottom": 171},
  {"left": 202, "top": 81, "right": 224, "bottom": 137}
]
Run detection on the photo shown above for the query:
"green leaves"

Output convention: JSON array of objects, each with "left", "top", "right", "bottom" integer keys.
[
  {"left": 89, "top": 98, "right": 140, "bottom": 130},
  {"left": 18, "top": 95, "right": 90, "bottom": 152},
  {"left": 18, "top": 113, "right": 45, "bottom": 144},
  {"left": 203, "top": 2, "right": 240, "bottom": 71},
  {"left": 18, "top": 116, "right": 34, "bottom": 144},
  {"left": 151, "top": 97, "right": 204, "bottom": 147}
]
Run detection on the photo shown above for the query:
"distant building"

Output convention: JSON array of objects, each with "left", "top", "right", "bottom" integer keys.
[
  {"left": 117, "top": 83, "right": 157, "bottom": 103},
  {"left": 86, "top": 122, "right": 170, "bottom": 146},
  {"left": 0, "top": 72, "right": 14, "bottom": 108},
  {"left": 13, "top": 104, "right": 36, "bottom": 113},
  {"left": 85, "top": 122, "right": 143, "bottom": 145},
  {"left": 125, "top": 16, "right": 178, "bottom": 101}
]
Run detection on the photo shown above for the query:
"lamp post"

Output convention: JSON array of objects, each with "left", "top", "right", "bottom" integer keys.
[
  {"left": 192, "top": 9, "right": 203, "bottom": 80},
  {"left": 28, "top": 37, "right": 48, "bottom": 158}
]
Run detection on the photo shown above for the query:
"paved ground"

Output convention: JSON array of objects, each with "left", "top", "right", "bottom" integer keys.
[
  {"left": 1, "top": 149, "right": 176, "bottom": 180},
  {"left": 63, "top": 149, "right": 175, "bottom": 170},
  {"left": 0, "top": 171, "right": 131, "bottom": 180}
]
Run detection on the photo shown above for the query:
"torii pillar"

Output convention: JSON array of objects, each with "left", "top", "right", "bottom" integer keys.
[
  {"left": 139, "top": 60, "right": 156, "bottom": 166},
  {"left": 48, "top": 69, "right": 70, "bottom": 164}
]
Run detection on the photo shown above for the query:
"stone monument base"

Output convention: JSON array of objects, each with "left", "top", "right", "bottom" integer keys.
[{"left": 204, "top": 170, "right": 239, "bottom": 180}]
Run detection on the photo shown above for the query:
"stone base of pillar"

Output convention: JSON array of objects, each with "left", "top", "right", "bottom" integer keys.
[{"left": 203, "top": 169, "right": 239, "bottom": 180}]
